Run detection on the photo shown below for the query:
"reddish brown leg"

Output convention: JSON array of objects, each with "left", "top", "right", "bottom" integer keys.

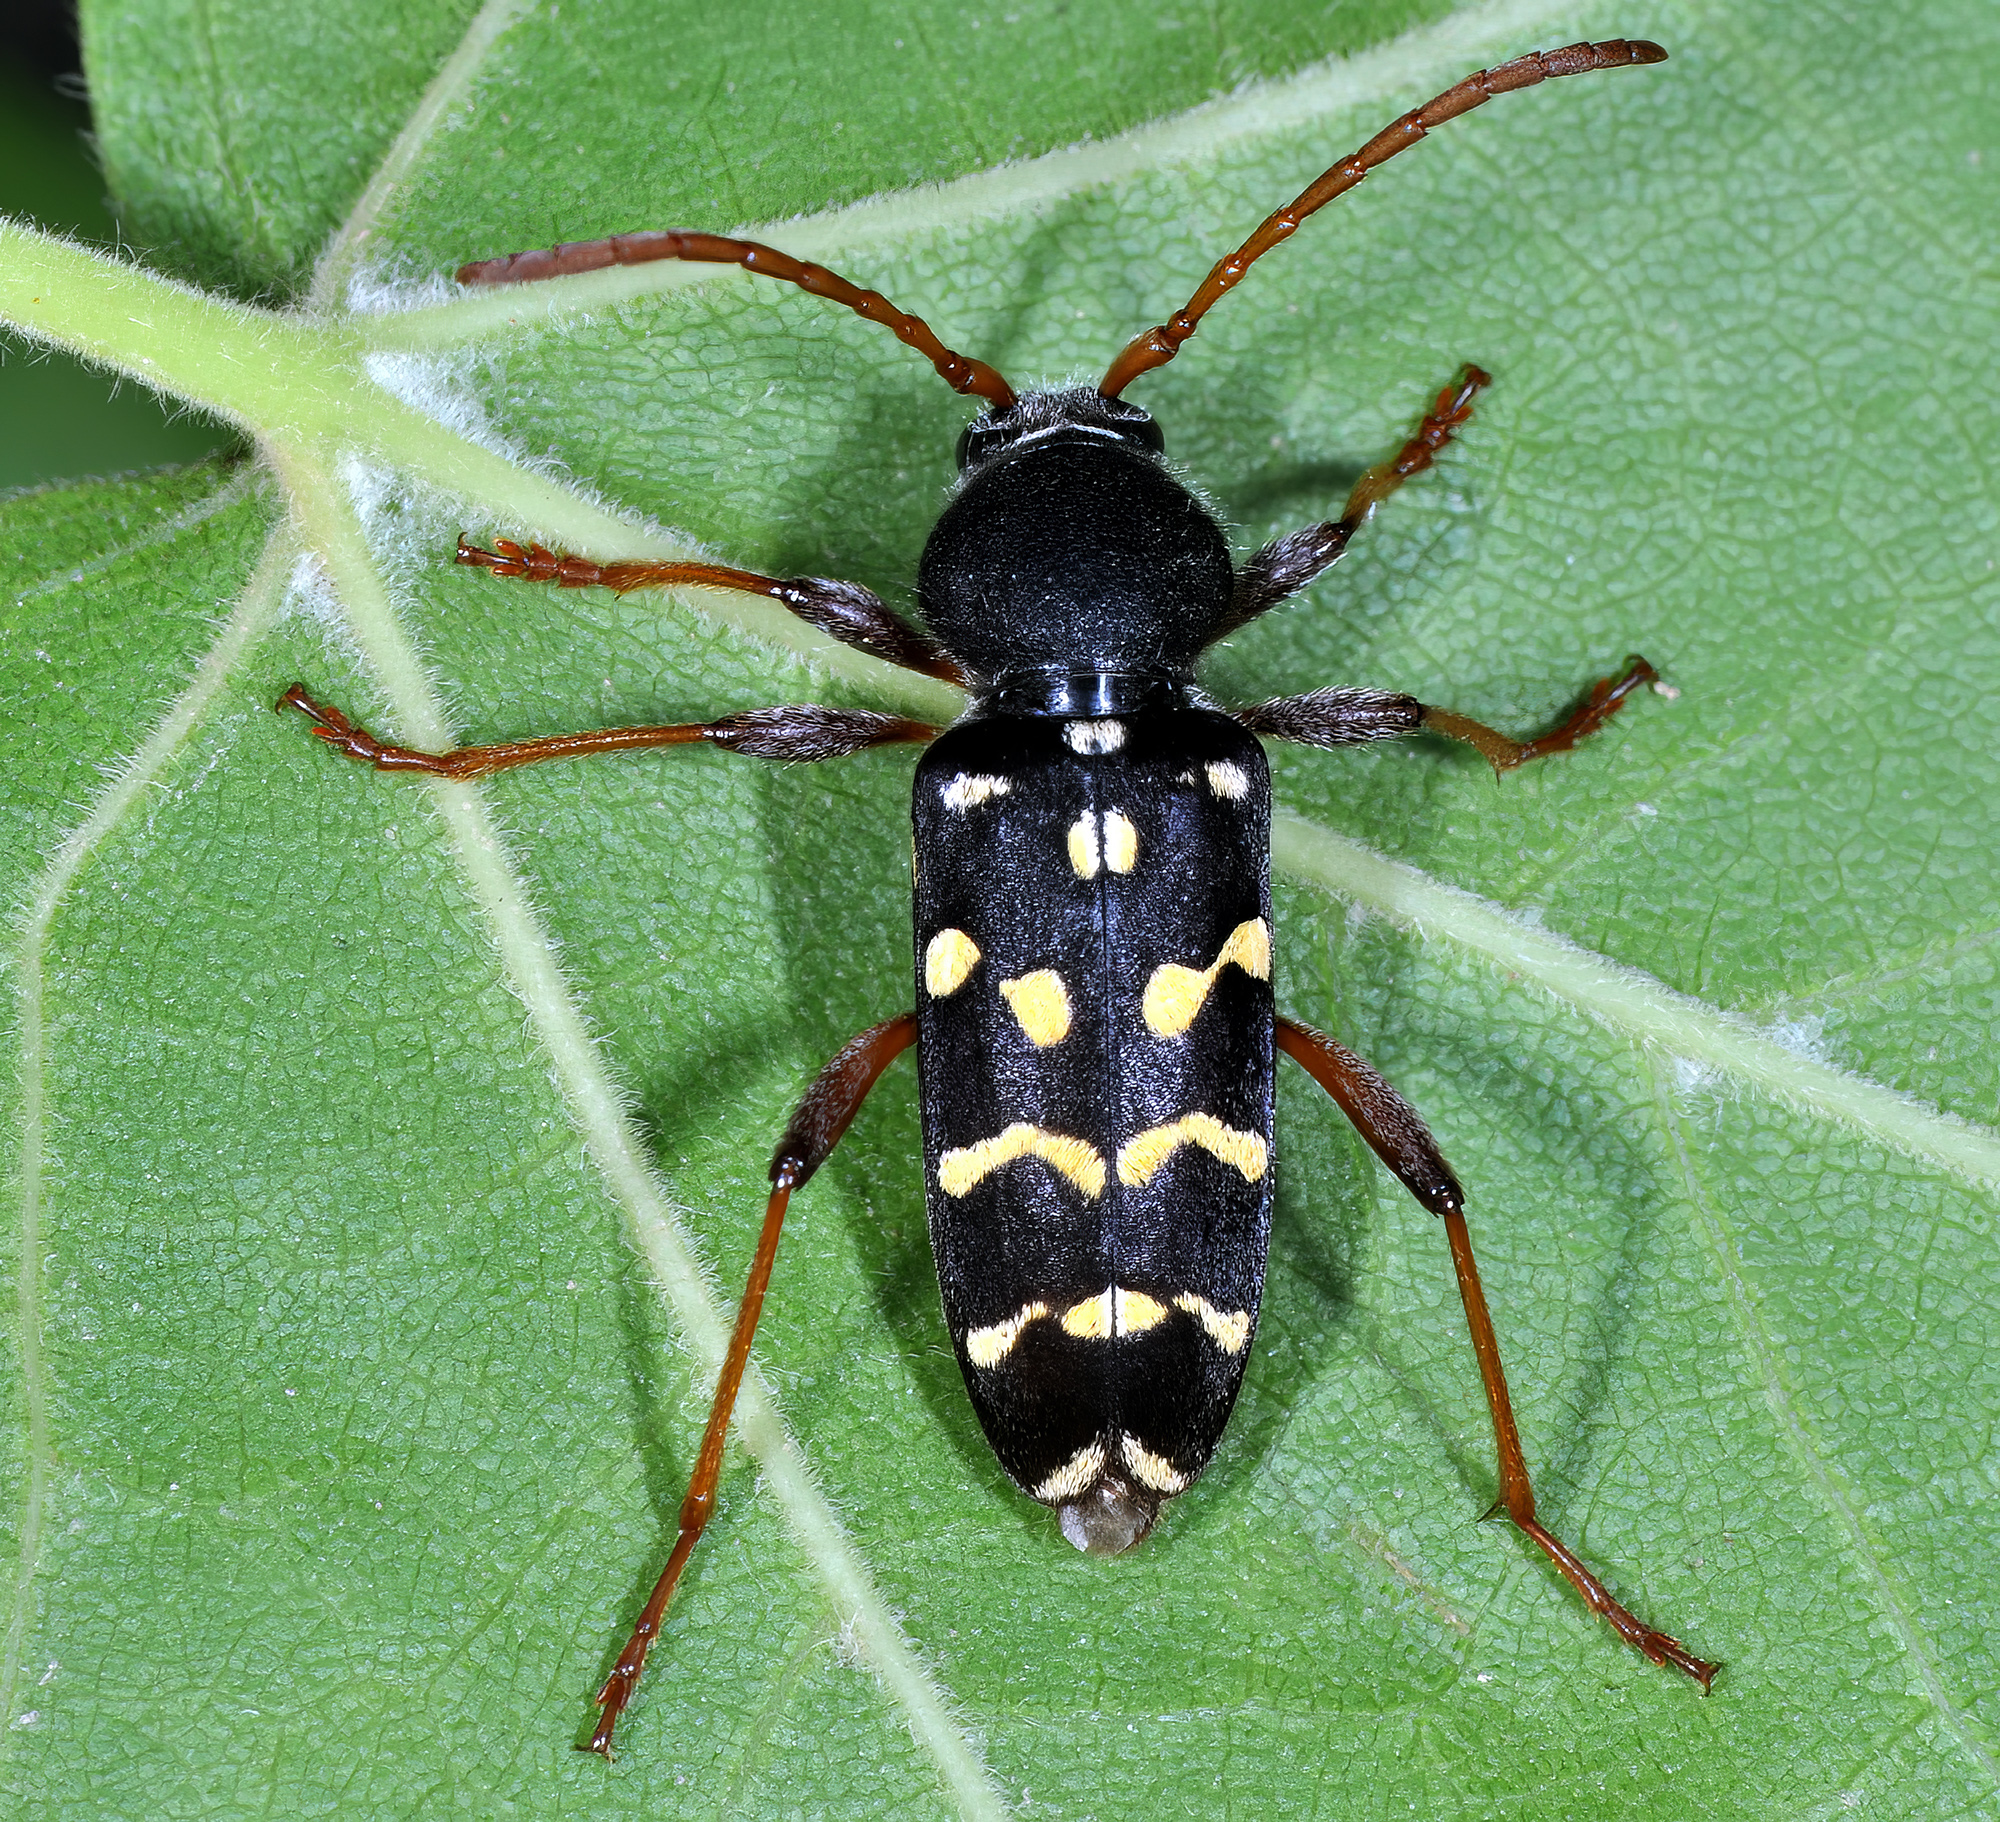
[
  {"left": 1239, "top": 656, "right": 1658, "bottom": 766},
  {"left": 1225, "top": 366, "right": 1490, "bottom": 634},
  {"left": 455, "top": 230, "right": 1016, "bottom": 410},
  {"left": 586, "top": 1013, "right": 919, "bottom": 1757},
  {"left": 1438, "top": 1208, "right": 1716, "bottom": 1689},
  {"left": 458, "top": 536, "right": 967, "bottom": 686},
  {"left": 1275, "top": 1018, "right": 1463, "bottom": 1213},
  {"left": 1422, "top": 655, "right": 1659, "bottom": 773},
  {"left": 1276, "top": 1016, "right": 1716, "bottom": 1689},
  {"left": 1345, "top": 364, "right": 1491, "bottom": 521},
  {"left": 276, "top": 684, "right": 936, "bottom": 778}
]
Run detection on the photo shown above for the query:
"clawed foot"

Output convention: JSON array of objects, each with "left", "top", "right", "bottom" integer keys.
[
  {"left": 275, "top": 683, "right": 441, "bottom": 772},
  {"left": 456, "top": 533, "right": 543, "bottom": 577},
  {"left": 276, "top": 683, "right": 373, "bottom": 757}
]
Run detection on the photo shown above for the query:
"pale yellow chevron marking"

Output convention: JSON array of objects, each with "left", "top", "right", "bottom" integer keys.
[
  {"left": 1120, "top": 1433, "right": 1191, "bottom": 1494},
  {"left": 964, "top": 1280, "right": 1240, "bottom": 1368},
  {"left": 1102, "top": 808, "right": 1138, "bottom": 873},
  {"left": 1064, "top": 718, "right": 1126, "bottom": 754},
  {"left": 1173, "top": 1293, "right": 1253, "bottom": 1355},
  {"left": 1117, "top": 1114, "right": 1269, "bottom": 1187},
  {"left": 924, "top": 927, "right": 981, "bottom": 997},
  {"left": 964, "top": 1300, "right": 1051, "bottom": 1369},
  {"left": 972, "top": 1284, "right": 1175, "bottom": 1365},
  {"left": 938, "top": 1124, "right": 1107, "bottom": 1198},
  {"left": 999, "top": 968, "right": 1072, "bottom": 1046},
  {"left": 1141, "top": 917, "right": 1272, "bottom": 1038},
  {"left": 1067, "top": 813, "right": 1100, "bottom": 879},
  {"left": 1032, "top": 1440, "right": 1106, "bottom": 1502},
  {"left": 1060, "top": 1289, "right": 1113, "bottom": 1340},
  {"left": 1205, "top": 760, "right": 1251, "bottom": 801},
  {"left": 940, "top": 771, "right": 1010, "bottom": 812},
  {"left": 1114, "top": 1288, "right": 1169, "bottom": 1334}
]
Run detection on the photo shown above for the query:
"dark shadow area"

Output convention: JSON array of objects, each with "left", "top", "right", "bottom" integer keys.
[
  {"left": 625, "top": 1015, "right": 801, "bottom": 1190},
  {"left": 966, "top": 187, "right": 1114, "bottom": 394},
  {"left": 4, "top": 0, "right": 76, "bottom": 76},
  {"left": 1213, "top": 454, "right": 1368, "bottom": 527},
  {"left": 0, "top": 0, "right": 235, "bottom": 492}
]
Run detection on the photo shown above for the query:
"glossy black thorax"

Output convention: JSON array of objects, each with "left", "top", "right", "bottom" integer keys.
[{"left": 917, "top": 389, "right": 1233, "bottom": 685}]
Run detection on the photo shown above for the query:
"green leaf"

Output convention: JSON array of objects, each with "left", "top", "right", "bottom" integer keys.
[{"left": 6, "top": 0, "right": 1998, "bottom": 1815}]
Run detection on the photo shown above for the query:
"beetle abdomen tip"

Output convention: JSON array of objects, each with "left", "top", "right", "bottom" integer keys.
[{"left": 1057, "top": 1475, "right": 1163, "bottom": 1556}]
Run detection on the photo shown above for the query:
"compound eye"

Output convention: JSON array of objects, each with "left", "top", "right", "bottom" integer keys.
[
  {"left": 956, "top": 413, "right": 1004, "bottom": 471},
  {"left": 1101, "top": 401, "right": 1165, "bottom": 455}
]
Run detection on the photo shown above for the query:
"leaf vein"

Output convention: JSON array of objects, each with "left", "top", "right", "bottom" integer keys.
[
  {"left": 1273, "top": 809, "right": 2000, "bottom": 1187},
  {"left": 0, "top": 517, "right": 293, "bottom": 1747},
  {"left": 1648, "top": 1057, "right": 2000, "bottom": 1786},
  {"left": 269, "top": 436, "right": 1007, "bottom": 1817},
  {"left": 311, "top": 0, "right": 543, "bottom": 313}
]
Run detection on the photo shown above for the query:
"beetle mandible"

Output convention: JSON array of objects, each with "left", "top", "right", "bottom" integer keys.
[{"left": 281, "top": 37, "right": 1715, "bottom": 1755}]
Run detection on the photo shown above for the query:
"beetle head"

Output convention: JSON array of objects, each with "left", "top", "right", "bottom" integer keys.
[{"left": 955, "top": 387, "right": 1164, "bottom": 473}]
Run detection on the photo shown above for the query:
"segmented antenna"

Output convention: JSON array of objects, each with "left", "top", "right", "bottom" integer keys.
[
  {"left": 1099, "top": 40, "right": 1667, "bottom": 399},
  {"left": 458, "top": 230, "right": 1018, "bottom": 412}
]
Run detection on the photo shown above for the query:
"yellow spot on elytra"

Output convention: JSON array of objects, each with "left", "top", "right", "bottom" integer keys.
[
  {"left": 924, "top": 927, "right": 981, "bottom": 997},
  {"left": 1102, "top": 809, "right": 1138, "bottom": 873},
  {"left": 1064, "top": 719, "right": 1126, "bottom": 754},
  {"left": 1068, "top": 808, "right": 1136, "bottom": 877},
  {"left": 1060, "top": 1289, "right": 1113, "bottom": 1340},
  {"left": 1141, "top": 919, "right": 1271, "bottom": 1038},
  {"left": 964, "top": 1300, "right": 1050, "bottom": 1368},
  {"left": 1067, "top": 813, "right": 1099, "bottom": 879},
  {"left": 1120, "top": 1433, "right": 1191, "bottom": 1493},
  {"left": 1115, "top": 1288, "right": 1169, "bottom": 1333},
  {"left": 1032, "top": 1440, "right": 1106, "bottom": 1502},
  {"left": 1173, "top": 1293, "right": 1253, "bottom": 1354},
  {"left": 1000, "top": 969, "right": 1072, "bottom": 1046},
  {"left": 1205, "top": 760, "right": 1251, "bottom": 800},
  {"left": 938, "top": 1124, "right": 1107, "bottom": 1198},
  {"left": 941, "top": 771, "right": 1010, "bottom": 812},
  {"left": 1117, "top": 1114, "right": 1268, "bottom": 1187}
]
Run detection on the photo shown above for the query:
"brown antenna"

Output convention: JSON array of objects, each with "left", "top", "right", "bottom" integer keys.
[
  {"left": 458, "top": 229, "right": 1018, "bottom": 412},
  {"left": 1099, "top": 39, "right": 1666, "bottom": 399}
]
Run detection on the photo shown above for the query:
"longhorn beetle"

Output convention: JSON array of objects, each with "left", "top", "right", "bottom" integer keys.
[{"left": 281, "top": 38, "right": 1715, "bottom": 1755}]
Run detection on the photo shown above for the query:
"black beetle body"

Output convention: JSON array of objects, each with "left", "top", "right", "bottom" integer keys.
[
  {"left": 924, "top": 389, "right": 1231, "bottom": 688},
  {"left": 281, "top": 38, "right": 1713, "bottom": 1756},
  {"left": 915, "top": 391, "right": 1273, "bottom": 1553}
]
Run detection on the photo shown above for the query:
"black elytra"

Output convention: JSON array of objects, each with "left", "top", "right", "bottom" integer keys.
[
  {"left": 278, "top": 39, "right": 1715, "bottom": 1756},
  {"left": 914, "top": 688, "right": 1272, "bottom": 1552}
]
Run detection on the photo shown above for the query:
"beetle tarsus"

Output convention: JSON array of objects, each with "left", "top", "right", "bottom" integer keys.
[{"left": 1423, "top": 654, "right": 1662, "bottom": 775}]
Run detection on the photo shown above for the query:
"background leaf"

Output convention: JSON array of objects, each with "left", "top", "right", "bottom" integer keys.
[
  {"left": 4, "top": 0, "right": 1997, "bottom": 1815},
  {"left": 0, "top": 49, "right": 229, "bottom": 489}
]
